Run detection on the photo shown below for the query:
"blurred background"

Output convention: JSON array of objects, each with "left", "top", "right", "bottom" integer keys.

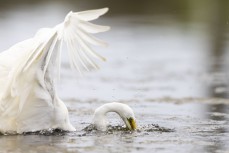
[{"left": 0, "top": 0, "right": 229, "bottom": 100}]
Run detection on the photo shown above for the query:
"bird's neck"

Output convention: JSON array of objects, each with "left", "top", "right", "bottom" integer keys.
[
  {"left": 94, "top": 103, "right": 124, "bottom": 117},
  {"left": 93, "top": 103, "right": 124, "bottom": 131}
]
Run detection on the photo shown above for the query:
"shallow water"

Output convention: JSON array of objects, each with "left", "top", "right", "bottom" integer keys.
[
  {"left": 0, "top": 1, "right": 229, "bottom": 153},
  {"left": 0, "top": 101, "right": 228, "bottom": 153}
]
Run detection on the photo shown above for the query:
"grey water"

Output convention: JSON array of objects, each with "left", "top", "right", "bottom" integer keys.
[{"left": 0, "top": 0, "right": 229, "bottom": 153}]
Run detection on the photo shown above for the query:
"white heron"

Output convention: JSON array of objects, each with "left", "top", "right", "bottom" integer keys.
[{"left": 0, "top": 8, "right": 136, "bottom": 134}]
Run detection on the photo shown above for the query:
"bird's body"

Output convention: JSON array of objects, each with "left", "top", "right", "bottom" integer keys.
[{"left": 0, "top": 8, "right": 109, "bottom": 134}]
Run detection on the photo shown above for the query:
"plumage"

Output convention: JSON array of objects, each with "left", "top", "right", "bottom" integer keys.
[{"left": 0, "top": 8, "right": 109, "bottom": 134}]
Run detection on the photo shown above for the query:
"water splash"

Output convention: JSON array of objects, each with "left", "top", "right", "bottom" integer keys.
[
  {"left": 22, "top": 128, "right": 68, "bottom": 136},
  {"left": 81, "top": 123, "right": 174, "bottom": 136},
  {"left": 139, "top": 124, "right": 175, "bottom": 133}
]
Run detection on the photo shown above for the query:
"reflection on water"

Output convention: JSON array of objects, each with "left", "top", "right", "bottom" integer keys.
[{"left": 0, "top": 0, "right": 229, "bottom": 153}]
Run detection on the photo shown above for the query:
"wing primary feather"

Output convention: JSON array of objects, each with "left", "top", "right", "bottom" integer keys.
[
  {"left": 62, "top": 8, "right": 109, "bottom": 73},
  {"left": 78, "top": 45, "right": 99, "bottom": 70},
  {"left": 74, "top": 8, "right": 109, "bottom": 21},
  {"left": 21, "top": 43, "right": 42, "bottom": 72},
  {"left": 66, "top": 36, "right": 82, "bottom": 75},
  {"left": 19, "top": 43, "right": 42, "bottom": 71},
  {"left": 75, "top": 27, "right": 108, "bottom": 47},
  {"left": 70, "top": 39, "right": 90, "bottom": 71},
  {"left": 65, "top": 37, "right": 74, "bottom": 70},
  {"left": 78, "top": 21, "right": 110, "bottom": 34},
  {"left": 56, "top": 39, "right": 62, "bottom": 80},
  {"left": 23, "top": 32, "right": 56, "bottom": 72},
  {"left": 23, "top": 43, "right": 46, "bottom": 71},
  {"left": 74, "top": 33, "right": 106, "bottom": 61}
]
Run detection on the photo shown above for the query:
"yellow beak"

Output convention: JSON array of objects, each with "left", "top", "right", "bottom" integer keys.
[{"left": 127, "top": 117, "right": 137, "bottom": 130}]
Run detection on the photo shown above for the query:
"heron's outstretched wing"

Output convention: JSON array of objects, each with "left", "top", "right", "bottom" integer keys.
[
  {"left": 0, "top": 8, "right": 109, "bottom": 117},
  {"left": 0, "top": 32, "right": 58, "bottom": 116},
  {"left": 57, "top": 8, "right": 110, "bottom": 74}
]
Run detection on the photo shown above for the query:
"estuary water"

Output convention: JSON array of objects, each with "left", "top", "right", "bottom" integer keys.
[{"left": 0, "top": 1, "right": 229, "bottom": 153}]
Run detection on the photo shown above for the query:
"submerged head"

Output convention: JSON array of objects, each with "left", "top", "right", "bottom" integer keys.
[{"left": 93, "top": 102, "right": 137, "bottom": 131}]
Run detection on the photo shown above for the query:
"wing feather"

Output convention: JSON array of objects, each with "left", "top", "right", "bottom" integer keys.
[
  {"left": 23, "top": 31, "right": 57, "bottom": 72},
  {"left": 61, "top": 8, "right": 109, "bottom": 73},
  {"left": 43, "top": 33, "right": 58, "bottom": 76},
  {"left": 76, "top": 27, "right": 108, "bottom": 47},
  {"left": 75, "top": 33, "right": 106, "bottom": 61},
  {"left": 74, "top": 8, "right": 109, "bottom": 21},
  {"left": 0, "top": 8, "right": 109, "bottom": 118},
  {"left": 78, "top": 20, "right": 110, "bottom": 34}
]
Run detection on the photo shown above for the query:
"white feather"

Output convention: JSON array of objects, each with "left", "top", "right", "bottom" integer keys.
[
  {"left": 0, "top": 8, "right": 110, "bottom": 134},
  {"left": 74, "top": 8, "right": 109, "bottom": 21},
  {"left": 78, "top": 20, "right": 110, "bottom": 34}
]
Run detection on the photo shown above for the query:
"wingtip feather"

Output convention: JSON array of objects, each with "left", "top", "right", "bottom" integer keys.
[
  {"left": 59, "top": 8, "right": 109, "bottom": 73},
  {"left": 74, "top": 7, "right": 109, "bottom": 21}
]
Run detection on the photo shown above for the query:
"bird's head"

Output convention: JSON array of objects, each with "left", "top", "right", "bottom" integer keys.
[
  {"left": 93, "top": 102, "right": 137, "bottom": 131},
  {"left": 124, "top": 116, "right": 137, "bottom": 130},
  {"left": 118, "top": 104, "right": 137, "bottom": 130}
]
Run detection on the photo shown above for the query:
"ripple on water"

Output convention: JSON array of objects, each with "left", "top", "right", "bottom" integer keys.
[
  {"left": 0, "top": 124, "right": 174, "bottom": 137},
  {"left": 81, "top": 124, "right": 174, "bottom": 136},
  {"left": 0, "top": 129, "right": 68, "bottom": 136}
]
